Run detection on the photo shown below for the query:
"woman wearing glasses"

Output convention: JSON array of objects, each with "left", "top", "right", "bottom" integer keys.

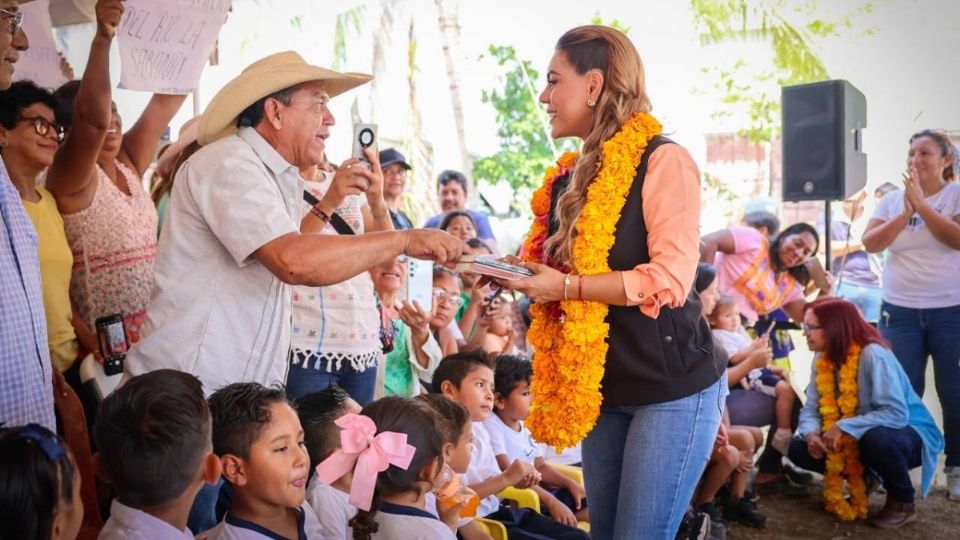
[
  {"left": 862, "top": 129, "right": 960, "bottom": 501},
  {"left": 43, "top": 0, "right": 187, "bottom": 347},
  {"left": 370, "top": 255, "right": 443, "bottom": 398},
  {"left": 791, "top": 297, "right": 943, "bottom": 529},
  {"left": 0, "top": 80, "right": 98, "bottom": 376}
]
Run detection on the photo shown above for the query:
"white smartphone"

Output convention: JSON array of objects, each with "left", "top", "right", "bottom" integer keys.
[
  {"left": 352, "top": 123, "right": 378, "bottom": 171},
  {"left": 402, "top": 258, "right": 434, "bottom": 310}
]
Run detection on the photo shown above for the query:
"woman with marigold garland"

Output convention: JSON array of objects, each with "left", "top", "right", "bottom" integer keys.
[
  {"left": 497, "top": 26, "right": 724, "bottom": 539},
  {"left": 791, "top": 297, "right": 943, "bottom": 529}
]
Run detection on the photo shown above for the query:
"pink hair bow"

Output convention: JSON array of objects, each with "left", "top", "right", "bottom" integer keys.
[{"left": 314, "top": 413, "right": 417, "bottom": 511}]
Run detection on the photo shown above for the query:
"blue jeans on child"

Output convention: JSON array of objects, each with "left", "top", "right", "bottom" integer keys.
[
  {"left": 879, "top": 301, "right": 960, "bottom": 467},
  {"left": 787, "top": 426, "right": 923, "bottom": 502},
  {"left": 582, "top": 375, "right": 725, "bottom": 540},
  {"left": 285, "top": 355, "right": 378, "bottom": 405},
  {"left": 836, "top": 281, "right": 882, "bottom": 323}
]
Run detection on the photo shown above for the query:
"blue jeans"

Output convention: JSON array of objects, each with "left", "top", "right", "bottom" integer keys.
[
  {"left": 836, "top": 281, "right": 882, "bottom": 323},
  {"left": 582, "top": 376, "right": 725, "bottom": 540},
  {"left": 788, "top": 426, "right": 923, "bottom": 502},
  {"left": 285, "top": 356, "right": 378, "bottom": 405},
  {"left": 879, "top": 301, "right": 960, "bottom": 466}
]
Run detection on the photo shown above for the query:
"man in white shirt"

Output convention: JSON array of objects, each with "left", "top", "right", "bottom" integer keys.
[{"left": 126, "top": 51, "right": 463, "bottom": 395}]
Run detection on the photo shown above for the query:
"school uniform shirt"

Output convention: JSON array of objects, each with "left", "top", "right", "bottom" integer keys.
[
  {"left": 370, "top": 501, "right": 455, "bottom": 540},
  {"left": 203, "top": 504, "right": 324, "bottom": 540},
  {"left": 305, "top": 477, "right": 355, "bottom": 540},
  {"left": 482, "top": 413, "right": 543, "bottom": 463},
  {"left": 460, "top": 421, "right": 504, "bottom": 525},
  {"left": 98, "top": 499, "right": 193, "bottom": 539}
]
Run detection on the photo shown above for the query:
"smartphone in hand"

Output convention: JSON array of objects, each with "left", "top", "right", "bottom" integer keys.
[
  {"left": 95, "top": 314, "right": 128, "bottom": 376},
  {"left": 351, "top": 123, "right": 378, "bottom": 172}
]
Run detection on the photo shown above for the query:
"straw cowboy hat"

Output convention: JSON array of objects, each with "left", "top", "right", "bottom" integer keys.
[{"left": 197, "top": 51, "right": 372, "bottom": 145}]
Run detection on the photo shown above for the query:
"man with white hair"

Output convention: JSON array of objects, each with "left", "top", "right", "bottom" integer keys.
[
  {"left": 0, "top": 0, "right": 57, "bottom": 430},
  {"left": 126, "top": 51, "right": 464, "bottom": 398}
]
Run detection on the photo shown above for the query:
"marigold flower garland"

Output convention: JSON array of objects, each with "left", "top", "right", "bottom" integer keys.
[
  {"left": 816, "top": 342, "right": 868, "bottom": 521},
  {"left": 520, "top": 112, "right": 662, "bottom": 450}
]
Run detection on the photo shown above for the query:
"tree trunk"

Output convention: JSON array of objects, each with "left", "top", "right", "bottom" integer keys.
[{"left": 435, "top": 0, "right": 473, "bottom": 197}]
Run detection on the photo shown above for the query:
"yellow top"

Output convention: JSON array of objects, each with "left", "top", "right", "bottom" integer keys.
[{"left": 22, "top": 186, "right": 78, "bottom": 371}]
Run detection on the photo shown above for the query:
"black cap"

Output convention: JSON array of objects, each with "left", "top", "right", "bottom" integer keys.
[{"left": 379, "top": 148, "right": 411, "bottom": 170}]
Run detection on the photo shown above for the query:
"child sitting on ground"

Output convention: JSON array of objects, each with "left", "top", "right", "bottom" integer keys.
[
  {"left": 296, "top": 386, "right": 363, "bottom": 540},
  {"left": 317, "top": 396, "right": 461, "bottom": 539},
  {"left": 709, "top": 294, "right": 796, "bottom": 454},
  {"left": 485, "top": 355, "right": 587, "bottom": 526},
  {"left": 432, "top": 350, "right": 590, "bottom": 540},
  {"left": 95, "top": 369, "right": 221, "bottom": 539},
  {"left": 206, "top": 382, "right": 322, "bottom": 538},
  {"left": 0, "top": 424, "right": 82, "bottom": 540},
  {"left": 693, "top": 410, "right": 767, "bottom": 531}
]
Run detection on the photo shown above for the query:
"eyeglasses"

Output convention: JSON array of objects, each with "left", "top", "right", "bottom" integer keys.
[
  {"left": 20, "top": 116, "right": 65, "bottom": 143},
  {"left": 432, "top": 288, "right": 463, "bottom": 306},
  {"left": 801, "top": 323, "right": 823, "bottom": 334},
  {"left": 0, "top": 7, "right": 22, "bottom": 35}
]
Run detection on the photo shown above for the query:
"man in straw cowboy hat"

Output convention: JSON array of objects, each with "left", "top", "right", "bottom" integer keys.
[{"left": 125, "top": 51, "right": 465, "bottom": 411}]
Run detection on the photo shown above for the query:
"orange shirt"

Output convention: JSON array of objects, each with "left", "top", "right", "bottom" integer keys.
[{"left": 620, "top": 144, "right": 702, "bottom": 318}]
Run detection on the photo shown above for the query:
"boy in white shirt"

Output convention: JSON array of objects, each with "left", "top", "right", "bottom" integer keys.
[
  {"left": 205, "top": 383, "right": 324, "bottom": 539},
  {"left": 295, "top": 386, "right": 362, "bottom": 539},
  {"left": 484, "top": 355, "right": 588, "bottom": 526},
  {"left": 432, "top": 351, "right": 590, "bottom": 540},
  {"left": 94, "top": 370, "right": 222, "bottom": 540}
]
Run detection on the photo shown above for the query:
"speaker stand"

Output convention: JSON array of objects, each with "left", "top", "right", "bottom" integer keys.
[{"left": 823, "top": 201, "right": 831, "bottom": 272}]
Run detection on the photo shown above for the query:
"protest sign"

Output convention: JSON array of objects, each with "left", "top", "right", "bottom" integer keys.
[
  {"left": 14, "top": 0, "right": 69, "bottom": 90},
  {"left": 117, "top": 0, "right": 231, "bottom": 94}
]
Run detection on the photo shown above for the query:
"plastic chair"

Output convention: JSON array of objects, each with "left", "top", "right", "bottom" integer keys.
[
  {"left": 497, "top": 463, "right": 591, "bottom": 533},
  {"left": 475, "top": 517, "right": 508, "bottom": 540}
]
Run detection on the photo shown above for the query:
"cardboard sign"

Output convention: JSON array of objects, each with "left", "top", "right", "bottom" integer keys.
[
  {"left": 14, "top": 0, "right": 69, "bottom": 90},
  {"left": 117, "top": 0, "right": 231, "bottom": 94}
]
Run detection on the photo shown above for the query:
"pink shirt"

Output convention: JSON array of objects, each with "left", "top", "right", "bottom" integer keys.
[
  {"left": 714, "top": 227, "right": 803, "bottom": 325},
  {"left": 620, "top": 144, "right": 702, "bottom": 318}
]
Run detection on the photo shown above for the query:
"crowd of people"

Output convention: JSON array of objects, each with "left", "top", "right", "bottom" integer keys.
[{"left": 1, "top": 1, "right": 959, "bottom": 539}]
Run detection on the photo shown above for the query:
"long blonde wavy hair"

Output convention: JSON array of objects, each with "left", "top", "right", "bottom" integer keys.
[{"left": 543, "top": 26, "right": 652, "bottom": 269}]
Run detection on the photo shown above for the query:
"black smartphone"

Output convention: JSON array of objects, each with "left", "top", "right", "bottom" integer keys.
[{"left": 95, "top": 313, "right": 128, "bottom": 376}]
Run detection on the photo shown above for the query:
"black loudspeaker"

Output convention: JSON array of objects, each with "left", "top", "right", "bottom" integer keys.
[{"left": 782, "top": 80, "right": 867, "bottom": 202}]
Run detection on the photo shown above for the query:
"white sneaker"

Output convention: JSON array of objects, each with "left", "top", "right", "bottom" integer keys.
[
  {"left": 770, "top": 430, "right": 792, "bottom": 456},
  {"left": 947, "top": 466, "right": 960, "bottom": 502}
]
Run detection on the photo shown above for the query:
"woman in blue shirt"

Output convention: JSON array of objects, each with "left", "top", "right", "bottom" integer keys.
[{"left": 790, "top": 297, "right": 943, "bottom": 529}]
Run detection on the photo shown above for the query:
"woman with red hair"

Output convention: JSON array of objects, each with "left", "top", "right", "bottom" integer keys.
[{"left": 790, "top": 297, "right": 943, "bottom": 529}]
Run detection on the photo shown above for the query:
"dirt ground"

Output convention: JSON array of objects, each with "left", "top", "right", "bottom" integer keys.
[{"left": 728, "top": 486, "right": 959, "bottom": 539}]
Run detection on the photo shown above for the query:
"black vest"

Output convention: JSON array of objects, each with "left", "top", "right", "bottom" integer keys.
[{"left": 549, "top": 136, "right": 721, "bottom": 406}]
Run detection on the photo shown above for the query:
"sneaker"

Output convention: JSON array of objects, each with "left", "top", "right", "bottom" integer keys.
[
  {"left": 770, "top": 430, "right": 792, "bottom": 455},
  {"left": 724, "top": 497, "right": 768, "bottom": 528},
  {"left": 676, "top": 508, "right": 711, "bottom": 540},
  {"left": 947, "top": 467, "right": 960, "bottom": 502},
  {"left": 782, "top": 462, "right": 814, "bottom": 485},
  {"left": 754, "top": 474, "right": 808, "bottom": 498},
  {"left": 707, "top": 519, "right": 727, "bottom": 540},
  {"left": 696, "top": 502, "right": 725, "bottom": 527}
]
